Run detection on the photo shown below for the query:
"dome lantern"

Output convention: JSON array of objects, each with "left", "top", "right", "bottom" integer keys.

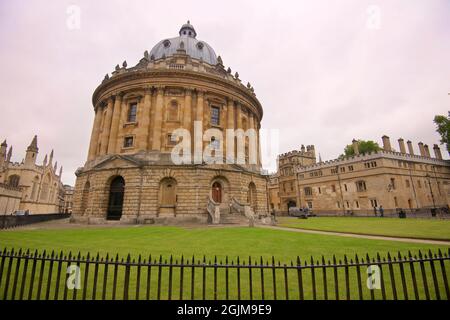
[{"left": 179, "top": 20, "right": 197, "bottom": 38}]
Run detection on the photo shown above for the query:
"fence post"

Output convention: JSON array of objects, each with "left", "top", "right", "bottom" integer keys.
[
  {"left": 438, "top": 249, "right": 449, "bottom": 299},
  {"left": 123, "top": 254, "right": 131, "bottom": 300},
  {"left": 297, "top": 256, "right": 304, "bottom": 301}
]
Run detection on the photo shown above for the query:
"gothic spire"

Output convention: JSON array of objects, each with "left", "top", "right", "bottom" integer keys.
[
  {"left": 7, "top": 146, "right": 12, "bottom": 162},
  {"left": 27, "top": 135, "right": 38, "bottom": 152}
]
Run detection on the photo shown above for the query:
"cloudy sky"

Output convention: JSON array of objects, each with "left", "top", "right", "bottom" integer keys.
[{"left": 1, "top": 0, "right": 449, "bottom": 185}]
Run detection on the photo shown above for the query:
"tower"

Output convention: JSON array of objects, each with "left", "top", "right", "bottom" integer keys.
[
  {"left": 25, "top": 135, "right": 38, "bottom": 166},
  {"left": 0, "top": 140, "right": 7, "bottom": 167}
]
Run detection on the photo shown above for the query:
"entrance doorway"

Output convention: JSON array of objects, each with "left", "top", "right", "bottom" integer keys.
[
  {"left": 212, "top": 182, "right": 222, "bottom": 203},
  {"left": 287, "top": 200, "right": 297, "bottom": 211},
  {"left": 107, "top": 176, "right": 125, "bottom": 220}
]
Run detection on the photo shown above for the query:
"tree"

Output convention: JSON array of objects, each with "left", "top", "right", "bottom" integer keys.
[
  {"left": 434, "top": 113, "right": 450, "bottom": 153},
  {"left": 340, "top": 140, "right": 382, "bottom": 158}
]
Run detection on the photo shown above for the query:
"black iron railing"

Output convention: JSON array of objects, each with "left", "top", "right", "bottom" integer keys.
[{"left": 0, "top": 248, "right": 448, "bottom": 300}]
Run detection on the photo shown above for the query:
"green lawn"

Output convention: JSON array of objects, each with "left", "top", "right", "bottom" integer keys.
[
  {"left": 0, "top": 225, "right": 449, "bottom": 300},
  {"left": 278, "top": 217, "right": 450, "bottom": 240}
]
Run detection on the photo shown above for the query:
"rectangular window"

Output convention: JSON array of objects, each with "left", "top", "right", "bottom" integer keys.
[
  {"left": 304, "top": 187, "right": 312, "bottom": 196},
  {"left": 307, "top": 201, "right": 313, "bottom": 209},
  {"left": 331, "top": 185, "right": 336, "bottom": 192},
  {"left": 123, "top": 136, "right": 134, "bottom": 148},
  {"left": 340, "top": 167, "right": 345, "bottom": 173},
  {"left": 344, "top": 184, "right": 348, "bottom": 192},
  {"left": 355, "top": 201, "right": 359, "bottom": 208},
  {"left": 405, "top": 179, "right": 410, "bottom": 188},
  {"left": 318, "top": 187, "right": 321, "bottom": 194},
  {"left": 418, "top": 180, "right": 422, "bottom": 188},
  {"left": 168, "top": 134, "right": 177, "bottom": 146},
  {"left": 356, "top": 180, "right": 367, "bottom": 192},
  {"left": 348, "top": 165, "right": 354, "bottom": 171},
  {"left": 128, "top": 103, "right": 137, "bottom": 122},
  {"left": 211, "top": 106, "right": 220, "bottom": 125},
  {"left": 390, "top": 178, "right": 396, "bottom": 190}
]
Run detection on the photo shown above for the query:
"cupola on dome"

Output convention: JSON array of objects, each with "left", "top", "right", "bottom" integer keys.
[{"left": 149, "top": 21, "right": 218, "bottom": 65}]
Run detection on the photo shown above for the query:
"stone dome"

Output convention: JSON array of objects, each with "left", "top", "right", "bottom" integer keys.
[{"left": 149, "top": 21, "right": 218, "bottom": 65}]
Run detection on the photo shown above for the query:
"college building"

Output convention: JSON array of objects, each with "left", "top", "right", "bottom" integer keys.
[
  {"left": 270, "top": 136, "right": 450, "bottom": 215},
  {"left": 0, "top": 136, "right": 65, "bottom": 214}
]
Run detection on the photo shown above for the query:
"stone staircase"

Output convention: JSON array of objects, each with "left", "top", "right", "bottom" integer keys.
[{"left": 219, "top": 213, "right": 249, "bottom": 225}]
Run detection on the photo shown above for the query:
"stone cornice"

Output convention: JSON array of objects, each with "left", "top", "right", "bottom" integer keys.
[{"left": 92, "top": 69, "right": 263, "bottom": 121}]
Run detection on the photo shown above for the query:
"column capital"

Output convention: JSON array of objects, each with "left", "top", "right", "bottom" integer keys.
[
  {"left": 113, "top": 91, "right": 124, "bottom": 101},
  {"left": 185, "top": 87, "right": 194, "bottom": 96},
  {"left": 195, "top": 88, "right": 206, "bottom": 96},
  {"left": 155, "top": 85, "right": 165, "bottom": 94},
  {"left": 144, "top": 87, "right": 153, "bottom": 96}
]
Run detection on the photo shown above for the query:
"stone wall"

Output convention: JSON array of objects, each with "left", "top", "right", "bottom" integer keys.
[{"left": 72, "top": 164, "right": 268, "bottom": 224}]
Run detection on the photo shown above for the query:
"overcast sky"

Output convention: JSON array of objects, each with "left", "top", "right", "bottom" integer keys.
[{"left": 1, "top": 0, "right": 449, "bottom": 185}]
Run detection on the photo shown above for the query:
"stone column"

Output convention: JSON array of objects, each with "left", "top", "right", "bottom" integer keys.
[
  {"left": 424, "top": 144, "right": 431, "bottom": 157},
  {"left": 418, "top": 142, "right": 425, "bottom": 156},
  {"left": 433, "top": 144, "right": 443, "bottom": 160},
  {"left": 236, "top": 103, "right": 243, "bottom": 130},
  {"left": 382, "top": 135, "right": 391, "bottom": 151},
  {"left": 107, "top": 93, "right": 123, "bottom": 154},
  {"left": 225, "top": 98, "right": 235, "bottom": 162},
  {"left": 352, "top": 139, "right": 359, "bottom": 155},
  {"left": 115, "top": 97, "right": 129, "bottom": 153},
  {"left": 398, "top": 138, "right": 406, "bottom": 154},
  {"left": 183, "top": 88, "right": 192, "bottom": 131},
  {"left": 407, "top": 140, "right": 414, "bottom": 155},
  {"left": 152, "top": 86, "right": 164, "bottom": 151},
  {"left": 248, "top": 112, "right": 256, "bottom": 165},
  {"left": 196, "top": 90, "right": 204, "bottom": 152},
  {"left": 87, "top": 103, "right": 104, "bottom": 161},
  {"left": 139, "top": 88, "right": 152, "bottom": 151},
  {"left": 99, "top": 97, "right": 114, "bottom": 155}
]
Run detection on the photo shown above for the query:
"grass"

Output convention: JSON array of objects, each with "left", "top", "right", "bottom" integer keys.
[
  {"left": 0, "top": 225, "right": 449, "bottom": 300},
  {"left": 277, "top": 217, "right": 450, "bottom": 240}
]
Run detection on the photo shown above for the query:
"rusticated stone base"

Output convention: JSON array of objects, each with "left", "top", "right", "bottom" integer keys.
[{"left": 72, "top": 157, "right": 269, "bottom": 225}]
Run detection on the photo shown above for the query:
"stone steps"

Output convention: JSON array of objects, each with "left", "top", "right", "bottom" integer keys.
[{"left": 219, "top": 214, "right": 248, "bottom": 225}]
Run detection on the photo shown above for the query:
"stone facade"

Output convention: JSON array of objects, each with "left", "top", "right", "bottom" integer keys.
[
  {"left": 0, "top": 136, "right": 65, "bottom": 214},
  {"left": 72, "top": 22, "right": 269, "bottom": 224},
  {"left": 273, "top": 136, "right": 450, "bottom": 214}
]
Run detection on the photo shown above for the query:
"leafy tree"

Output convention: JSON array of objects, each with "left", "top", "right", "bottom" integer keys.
[
  {"left": 434, "top": 113, "right": 450, "bottom": 153},
  {"left": 340, "top": 140, "right": 382, "bottom": 158}
]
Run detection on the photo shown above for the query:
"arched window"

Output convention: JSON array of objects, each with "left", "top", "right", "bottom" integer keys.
[
  {"left": 8, "top": 175, "right": 20, "bottom": 188},
  {"left": 168, "top": 101, "right": 179, "bottom": 121},
  {"left": 31, "top": 176, "right": 39, "bottom": 200},
  {"left": 160, "top": 178, "right": 177, "bottom": 206},
  {"left": 40, "top": 175, "right": 51, "bottom": 201}
]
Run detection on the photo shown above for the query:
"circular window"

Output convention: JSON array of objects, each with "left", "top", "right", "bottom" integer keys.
[
  {"left": 197, "top": 42, "right": 204, "bottom": 50},
  {"left": 163, "top": 39, "right": 171, "bottom": 48}
]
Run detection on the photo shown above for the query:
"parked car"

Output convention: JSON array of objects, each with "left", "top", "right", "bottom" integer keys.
[
  {"left": 288, "top": 207, "right": 307, "bottom": 219},
  {"left": 12, "top": 210, "right": 29, "bottom": 216}
]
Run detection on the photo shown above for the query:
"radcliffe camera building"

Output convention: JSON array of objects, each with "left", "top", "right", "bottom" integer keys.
[
  {"left": 72, "top": 22, "right": 268, "bottom": 224},
  {"left": 272, "top": 136, "right": 450, "bottom": 214}
]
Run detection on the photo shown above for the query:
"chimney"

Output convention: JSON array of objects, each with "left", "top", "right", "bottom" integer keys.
[
  {"left": 424, "top": 144, "right": 431, "bottom": 157},
  {"left": 407, "top": 140, "right": 414, "bottom": 155},
  {"left": 352, "top": 139, "right": 359, "bottom": 155},
  {"left": 398, "top": 138, "right": 406, "bottom": 154},
  {"left": 418, "top": 142, "right": 425, "bottom": 156},
  {"left": 433, "top": 144, "right": 443, "bottom": 160},
  {"left": 382, "top": 135, "right": 392, "bottom": 151}
]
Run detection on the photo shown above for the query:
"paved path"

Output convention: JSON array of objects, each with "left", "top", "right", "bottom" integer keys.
[{"left": 259, "top": 225, "right": 450, "bottom": 246}]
